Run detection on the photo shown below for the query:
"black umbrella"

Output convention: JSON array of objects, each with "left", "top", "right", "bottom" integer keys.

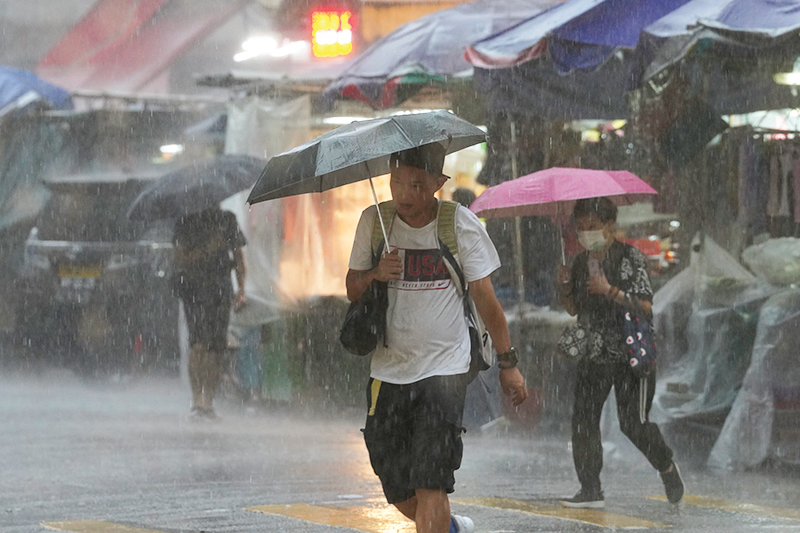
[
  {"left": 127, "top": 154, "right": 266, "bottom": 221},
  {"left": 247, "top": 110, "right": 486, "bottom": 247},
  {"left": 247, "top": 110, "right": 486, "bottom": 204}
]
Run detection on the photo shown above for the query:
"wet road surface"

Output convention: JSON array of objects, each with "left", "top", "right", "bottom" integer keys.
[{"left": 2, "top": 365, "right": 800, "bottom": 533}]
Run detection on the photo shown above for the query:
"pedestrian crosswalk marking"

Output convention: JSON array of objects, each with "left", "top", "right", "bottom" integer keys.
[
  {"left": 648, "top": 494, "right": 800, "bottom": 521},
  {"left": 248, "top": 503, "right": 416, "bottom": 532},
  {"left": 454, "top": 497, "right": 669, "bottom": 529},
  {"left": 42, "top": 521, "right": 165, "bottom": 533}
]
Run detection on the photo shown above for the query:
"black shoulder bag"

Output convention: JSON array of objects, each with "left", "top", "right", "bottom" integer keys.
[{"left": 339, "top": 241, "right": 388, "bottom": 356}]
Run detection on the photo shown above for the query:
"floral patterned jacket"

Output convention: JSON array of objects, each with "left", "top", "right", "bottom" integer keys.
[{"left": 566, "top": 240, "right": 654, "bottom": 363}]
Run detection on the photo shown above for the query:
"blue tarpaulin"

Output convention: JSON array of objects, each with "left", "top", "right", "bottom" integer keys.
[
  {"left": 466, "top": 0, "right": 693, "bottom": 72},
  {"left": 0, "top": 66, "right": 72, "bottom": 118}
]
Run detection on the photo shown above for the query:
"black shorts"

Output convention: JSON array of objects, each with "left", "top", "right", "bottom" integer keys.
[
  {"left": 363, "top": 373, "right": 469, "bottom": 504},
  {"left": 182, "top": 293, "right": 231, "bottom": 353}
]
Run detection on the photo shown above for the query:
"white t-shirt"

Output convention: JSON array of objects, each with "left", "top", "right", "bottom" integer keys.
[{"left": 348, "top": 202, "right": 500, "bottom": 384}]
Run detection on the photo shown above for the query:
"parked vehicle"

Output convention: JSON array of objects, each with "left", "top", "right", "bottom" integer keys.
[{"left": 15, "top": 170, "right": 180, "bottom": 374}]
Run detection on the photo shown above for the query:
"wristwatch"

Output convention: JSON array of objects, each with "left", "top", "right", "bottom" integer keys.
[{"left": 496, "top": 347, "right": 519, "bottom": 369}]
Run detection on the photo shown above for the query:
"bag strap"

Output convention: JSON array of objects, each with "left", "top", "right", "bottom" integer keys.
[{"left": 439, "top": 241, "right": 475, "bottom": 324}]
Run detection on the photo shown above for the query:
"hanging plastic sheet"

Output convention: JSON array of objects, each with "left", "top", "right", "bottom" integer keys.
[
  {"left": 222, "top": 95, "right": 312, "bottom": 325},
  {"left": 708, "top": 288, "right": 800, "bottom": 469},
  {"left": 649, "top": 234, "right": 777, "bottom": 437}
]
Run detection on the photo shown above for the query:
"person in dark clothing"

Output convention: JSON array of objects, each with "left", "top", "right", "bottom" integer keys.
[
  {"left": 172, "top": 206, "right": 247, "bottom": 420},
  {"left": 556, "top": 196, "right": 684, "bottom": 508}
]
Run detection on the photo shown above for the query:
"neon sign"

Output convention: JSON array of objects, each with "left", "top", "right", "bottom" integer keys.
[{"left": 311, "top": 9, "right": 354, "bottom": 58}]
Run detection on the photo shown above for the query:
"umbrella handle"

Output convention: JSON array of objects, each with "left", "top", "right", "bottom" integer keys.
[{"left": 369, "top": 177, "right": 390, "bottom": 254}]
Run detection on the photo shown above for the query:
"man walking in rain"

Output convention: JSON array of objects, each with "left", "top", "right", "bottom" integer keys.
[
  {"left": 346, "top": 144, "right": 529, "bottom": 533},
  {"left": 172, "top": 205, "right": 247, "bottom": 420}
]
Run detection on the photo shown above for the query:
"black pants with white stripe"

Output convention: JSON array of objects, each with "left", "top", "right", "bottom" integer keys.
[{"left": 571, "top": 360, "right": 674, "bottom": 494}]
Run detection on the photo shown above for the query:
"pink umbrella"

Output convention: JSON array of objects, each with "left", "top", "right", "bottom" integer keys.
[
  {"left": 470, "top": 167, "right": 658, "bottom": 264},
  {"left": 470, "top": 167, "right": 658, "bottom": 219}
]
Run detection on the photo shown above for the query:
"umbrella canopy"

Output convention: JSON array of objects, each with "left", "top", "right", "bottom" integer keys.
[
  {"left": 471, "top": 167, "right": 658, "bottom": 266},
  {"left": 247, "top": 110, "right": 486, "bottom": 204},
  {"left": 323, "top": 0, "right": 557, "bottom": 110},
  {"left": 0, "top": 66, "right": 73, "bottom": 118},
  {"left": 470, "top": 167, "right": 658, "bottom": 219},
  {"left": 127, "top": 154, "right": 266, "bottom": 221}
]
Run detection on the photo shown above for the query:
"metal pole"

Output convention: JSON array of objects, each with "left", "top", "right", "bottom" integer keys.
[
  {"left": 557, "top": 202, "right": 566, "bottom": 265},
  {"left": 510, "top": 120, "right": 525, "bottom": 319}
]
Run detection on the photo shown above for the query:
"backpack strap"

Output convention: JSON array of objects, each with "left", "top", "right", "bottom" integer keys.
[
  {"left": 370, "top": 199, "right": 459, "bottom": 257},
  {"left": 436, "top": 200, "right": 466, "bottom": 297},
  {"left": 436, "top": 200, "right": 459, "bottom": 259}
]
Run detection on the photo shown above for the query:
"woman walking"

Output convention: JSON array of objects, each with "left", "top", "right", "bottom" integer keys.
[{"left": 556, "top": 196, "right": 684, "bottom": 508}]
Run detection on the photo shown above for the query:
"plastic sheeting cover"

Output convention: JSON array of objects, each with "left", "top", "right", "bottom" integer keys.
[
  {"left": 708, "top": 288, "right": 800, "bottom": 470},
  {"left": 650, "top": 234, "right": 776, "bottom": 427},
  {"left": 742, "top": 237, "right": 800, "bottom": 287},
  {"left": 222, "top": 95, "right": 312, "bottom": 326}
]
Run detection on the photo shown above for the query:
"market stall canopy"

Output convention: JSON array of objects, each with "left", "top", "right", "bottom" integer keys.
[
  {"left": 0, "top": 66, "right": 73, "bottom": 118},
  {"left": 641, "top": 0, "right": 800, "bottom": 82},
  {"left": 323, "top": 0, "right": 557, "bottom": 110},
  {"left": 466, "top": 0, "right": 696, "bottom": 119},
  {"left": 465, "top": 0, "right": 693, "bottom": 72},
  {"left": 471, "top": 0, "right": 800, "bottom": 119}
]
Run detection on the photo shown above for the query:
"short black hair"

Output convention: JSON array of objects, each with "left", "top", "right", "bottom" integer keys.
[
  {"left": 573, "top": 196, "right": 617, "bottom": 223},
  {"left": 390, "top": 143, "right": 446, "bottom": 177}
]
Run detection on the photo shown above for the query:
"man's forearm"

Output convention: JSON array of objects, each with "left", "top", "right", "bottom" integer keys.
[
  {"left": 345, "top": 268, "right": 377, "bottom": 302},
  {"left": 470, "top": 276, "right": 511, "bottom": 353}
]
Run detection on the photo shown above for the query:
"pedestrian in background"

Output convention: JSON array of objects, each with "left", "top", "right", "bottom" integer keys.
[
  {"left": 346, "top": 144, "right": 528, "bottom": 533},
  {"left": 556, "top": 196, "right": 684, "bottom": 508},
  {"left": 451, "top": 187, "right": 476, "bottom": 208},
  {"left": 172, "top": 206, "right": 247, "bottom": 420}
]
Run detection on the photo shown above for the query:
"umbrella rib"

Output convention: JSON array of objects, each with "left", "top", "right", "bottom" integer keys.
[{"left": 392, "top": 118, "right": 415, "bottom": 145}]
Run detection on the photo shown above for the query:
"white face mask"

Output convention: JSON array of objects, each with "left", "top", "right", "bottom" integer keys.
[{"left": 578, "top": 229, "right": 607, "bottom": 252}]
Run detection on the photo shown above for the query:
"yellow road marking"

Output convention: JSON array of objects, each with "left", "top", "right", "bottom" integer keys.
[
  {"left": 455, "top": 497, "right": 669, "bottom": 529},
  {"left": 42, "top": 521, "right": 165, "bottom": 533},
  {"left": 248, "top": 503, "right": 416, "bottom": 532},
  {"left": 648, "top": 494, "right": 800, "bottom": 521}
]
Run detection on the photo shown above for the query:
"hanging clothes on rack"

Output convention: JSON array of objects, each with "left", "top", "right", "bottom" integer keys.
[
  {"left": 767, "top": 143, "right": 795, "bottom": 236},
  {"left": 738, "top": 133, "right": 769, "bottom": 238}
]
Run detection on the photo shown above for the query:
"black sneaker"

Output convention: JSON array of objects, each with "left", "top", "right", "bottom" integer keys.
[
  {"left": 660, "top": 462, "right": 684, "bottom": 504},
  {"left": 560, "top": 488, "right": 605, "bottom": 509}
]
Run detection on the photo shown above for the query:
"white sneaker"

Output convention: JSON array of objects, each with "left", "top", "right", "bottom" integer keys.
[{"left": 451, "top": 514, "right": 475, "bottom": 533}]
